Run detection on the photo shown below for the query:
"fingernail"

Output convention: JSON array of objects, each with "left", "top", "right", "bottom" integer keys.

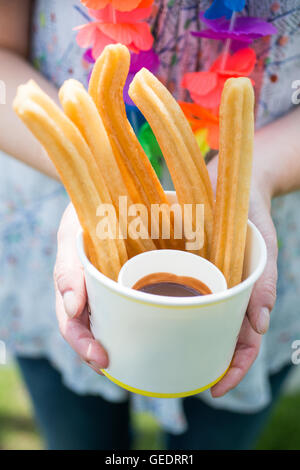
[
  {"left": 87, "top": 343, "right": 108, "bottom": 370},
  {"left": 257, "top": 308, "right": 270, "bottom": 334},
  {"left": 63, "top": 291, "right": 78, "bottom": 318},
  {"left": 88, "top": 361, "right": 103, "bottom": 371}
]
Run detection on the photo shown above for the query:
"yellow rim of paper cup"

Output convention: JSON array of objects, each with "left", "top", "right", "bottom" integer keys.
[{"left": 101, "top": 367, "right": 229, "bottom": 398}]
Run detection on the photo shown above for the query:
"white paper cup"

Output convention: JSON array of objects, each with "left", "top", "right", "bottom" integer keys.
[{"left": 77, "top": 191, "right": 267, "bottom": 398}]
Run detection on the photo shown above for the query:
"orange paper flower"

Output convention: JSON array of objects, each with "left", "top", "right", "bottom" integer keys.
[
  {"left": 181, "top": 48, "right": 256, "bottom": 110},
  {"left": 179, "top": 102, "right": 219, "bottom": 149},
  {"left": 81, "top": 0, "right": 153, "bottom": 12}
]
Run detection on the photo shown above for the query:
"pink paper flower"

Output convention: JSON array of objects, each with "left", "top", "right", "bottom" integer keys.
[
  {"left": 88, "top": 5, "right": 152, "bottom": 22},
  {"left": 75, "top": 6, "right": 153, "bottom": 58}
]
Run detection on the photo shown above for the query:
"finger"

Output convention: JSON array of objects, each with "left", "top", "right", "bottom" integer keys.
[
  {"left": 211, "top": 316, "right": 261, "bottom": 398},
  {"left": 247, "top": 211, "right": 278, "bottom": 335},
  {"left": 54, "top": 204, "right": 86, "bottom": 318},
  {"left": 55, "top": 286, "right": 109, "bottom": 371}
]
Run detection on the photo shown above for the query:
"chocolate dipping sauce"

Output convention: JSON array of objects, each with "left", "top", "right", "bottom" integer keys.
[{"left": 132, "top": 272, "right": 211, "bottom": 297}]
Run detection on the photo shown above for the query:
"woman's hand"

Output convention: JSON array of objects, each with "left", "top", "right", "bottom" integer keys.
[
  {"left": 54, "top": 203, "right": 108, "bottom": 374},
  {"left": 208, "top": 153, "right": 278, "bottom": 397}
]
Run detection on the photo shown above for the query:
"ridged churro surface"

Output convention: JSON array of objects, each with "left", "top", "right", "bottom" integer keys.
[
  {"left": 129, "top": 68, "right": 214, "bottom": 257},
  {"left": 59, "top": 79, "right": 156, "bottom": 258},
  {"left": 13, "top": 80, "right": 127, "bottom": 280},
  {"left": 210, "top": 77, "right": 254, "bottom": 287},
  {"left": 89, "top": 44, "right": 181, "bottom": 250}
]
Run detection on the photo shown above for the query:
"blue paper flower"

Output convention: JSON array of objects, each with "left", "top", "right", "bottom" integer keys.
[
  {"left": 225, "top": 0, "right": 246, "bottom": 11},
  {"left": 204, "top": 0, "right": 246, "bottom": 20}
]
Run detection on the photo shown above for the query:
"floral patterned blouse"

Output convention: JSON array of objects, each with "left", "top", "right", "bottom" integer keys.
[{"left": 0, "top": 0, "right": 300, "bottom": 433}]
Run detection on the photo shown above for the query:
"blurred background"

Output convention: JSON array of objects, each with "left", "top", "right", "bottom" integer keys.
[{"left": 1, "top": 360, "right": 300, "bottom": 450}]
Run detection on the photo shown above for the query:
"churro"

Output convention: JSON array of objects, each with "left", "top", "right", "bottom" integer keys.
[
  {"left": 210, "top": 77, "right": 254, "bottom": 287},
  {"left": 88, "top": 44, "right": 180, "bottom": 250},
  {"left": 59, "top": 79, "right": 156, "bottom": 257},
  {"left": 13, "top": 80, "right": 127, "bottom": 280},
  {"left": 129, "top": 68, "right": 214, "bottom": 257}
]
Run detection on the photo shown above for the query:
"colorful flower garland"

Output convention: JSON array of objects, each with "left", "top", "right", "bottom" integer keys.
[{"left": 75, "top": 0, "right": 277, "bottom": 156}]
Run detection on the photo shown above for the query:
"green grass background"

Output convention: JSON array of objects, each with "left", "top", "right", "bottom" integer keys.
[{"left": 0, "top": 363, "right": 299, "bottom": 450}]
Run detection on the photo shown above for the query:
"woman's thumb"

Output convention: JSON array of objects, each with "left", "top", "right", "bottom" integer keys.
[{"left": 54, "top": 205, "right": 86, "bottom": 318}]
